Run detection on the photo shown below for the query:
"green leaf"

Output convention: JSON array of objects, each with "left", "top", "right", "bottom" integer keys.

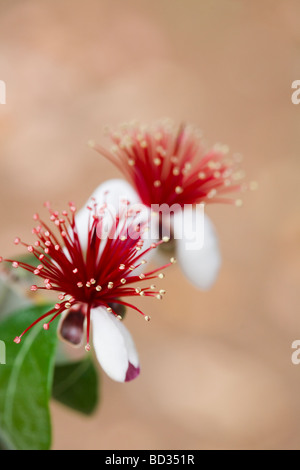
[
  {"left": 0, "top": 429, "right": 14, "bottom": 450},
  {"left": 0, "top": 272, "right": 32, "bottom": 319},
  {"left": 0, "top": 305, "right": 58, "bottom": 450},
  {"left": 3, "top": 253, "right": 37, "bottom": 286},
  {"left": 52, "top": 358, "right": 99, "bottom": 415}
]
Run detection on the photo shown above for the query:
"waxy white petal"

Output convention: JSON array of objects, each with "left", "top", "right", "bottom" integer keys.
[
  {"left": 76, "top": 179, "right": 157, "bottom": 273},
  {"left": 91, "top": 307, "right": 140, "bottom": 382},
  {"left": 173, "top": 208, "right": 221, "bottom": 290},
  {"left": 75, "top": 179, "right": 142, "bottom": 249}
]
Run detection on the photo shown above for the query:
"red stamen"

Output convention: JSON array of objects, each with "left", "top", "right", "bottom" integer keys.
[
  {"left": 90, "top": 120, "right": 247, "bottom": 208},
  {"left": 3, "top": 200, "right": 170, "bottom": 346}
]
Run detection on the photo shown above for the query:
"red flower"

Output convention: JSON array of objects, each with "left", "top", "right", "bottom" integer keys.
[
  {"left": 90, "top": 120, "right": 245, "bottom": 208},
  {"left": 87, "top": 120, "right": 255, "bottom": 290},
  {"left": 1, "top": 199, "right": 172, "bottom": 381}
]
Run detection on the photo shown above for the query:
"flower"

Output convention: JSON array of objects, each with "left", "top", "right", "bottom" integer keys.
[
  {"left": 88, "top": 120, "right": 255, "bottom": 289},
  {"left": 1, "top": 199, "right": 172, "bottom": 382}
]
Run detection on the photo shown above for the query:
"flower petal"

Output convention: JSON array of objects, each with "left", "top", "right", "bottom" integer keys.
[
  {"left": 75, "top": 179, "right": 158, "bottom": 274},
  {"left": 91, "top": 307, "right": 140, "bottom": 382},
  {"left": 58, "top": 307, "right": 86, "bottom": 347},
  {"left": 173, "top": 207, "right": 221, "bottom": 290},
  {"left": 75, "top": 179, "right": 142, "bottom": 249}
]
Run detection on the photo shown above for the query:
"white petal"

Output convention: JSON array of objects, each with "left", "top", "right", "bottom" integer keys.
[
  {"left": 173, "top": 207, "right": 221, "bottom": 290},
  {"left": 75, "top": 179, "right": 142, "bottom": 249},
  {"left": 75, "top": 178, "right": 158, "bottom": 273},
  {"left": 91, "top": 307, "right": 140, "bottom": 382}
]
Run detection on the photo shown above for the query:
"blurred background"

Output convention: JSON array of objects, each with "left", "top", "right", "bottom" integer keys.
[{"left": 0, "top": 0, "right": 300, "bottom": 450}]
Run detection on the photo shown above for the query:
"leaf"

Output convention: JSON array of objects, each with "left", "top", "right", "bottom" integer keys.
[
  {"left": 3, "top": 253, "right": 37, "bottom": 287},
  {"left": 0, "top": 253, "right": 40, "bottom": 319},
  {"left": 52, "top": 358, "right": 99, "bottom": 415},
  {"left": 0, "top": 305, "right": 58, "bottom": 450},
  {"left": 0, "top": 272, "right": 32, "bottom": 319},
  {"left": 0, "top": 429, "right": 14, "bottom": 450}
]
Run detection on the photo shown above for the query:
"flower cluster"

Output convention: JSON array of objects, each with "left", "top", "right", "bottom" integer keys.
[
  {"left": 1, "top": 118, "right": 254, "bottom": 382},
  {"left": 88, "top": 120, "right": 255, "bottom": 290}
]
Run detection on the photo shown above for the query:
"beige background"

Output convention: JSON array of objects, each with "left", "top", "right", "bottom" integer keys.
[{"left": 0, "top": 0, "right": 300, "bottom": 450}]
